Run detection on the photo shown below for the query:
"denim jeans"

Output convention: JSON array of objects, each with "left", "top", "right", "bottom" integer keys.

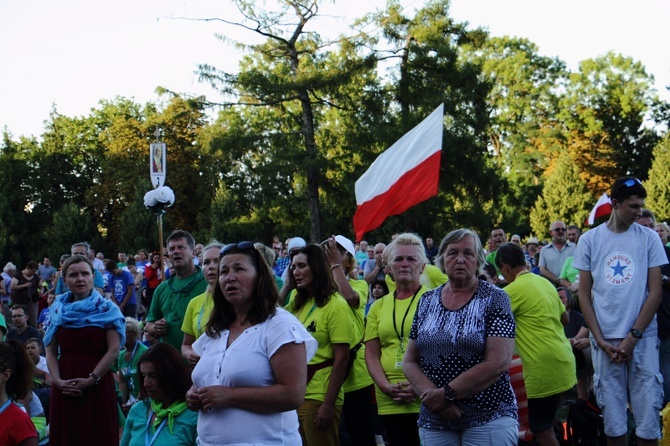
[{"left": 419, "top": 416, "right": 518, "bottom": 446}]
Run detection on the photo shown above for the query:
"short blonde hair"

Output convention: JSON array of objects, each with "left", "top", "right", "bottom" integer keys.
[
  {"left": 387, "top": 233, "right": 428, "bottom": 265},
  {"left": 125, "top": 317, "right": 141, "bottom": 337}
]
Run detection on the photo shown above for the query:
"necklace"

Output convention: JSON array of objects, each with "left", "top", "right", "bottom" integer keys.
[{"left": 516, "top": 270, "right": 530, "bottom": 278}]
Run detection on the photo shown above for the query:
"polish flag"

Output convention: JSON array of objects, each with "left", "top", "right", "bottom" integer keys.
[
  {"left": 353, "top": 104, "right": 444, "bottom": 241},
  {"left": 585, "top": 192, "right": 612, "bottom": 226}
]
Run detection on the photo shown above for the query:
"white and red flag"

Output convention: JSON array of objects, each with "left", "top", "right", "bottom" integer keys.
[
  {"left": 353, "top": 104, "right": 444, "bottom": 241},
  {"left": 585, "top": 192, "right": 612, "bottom": 226}
]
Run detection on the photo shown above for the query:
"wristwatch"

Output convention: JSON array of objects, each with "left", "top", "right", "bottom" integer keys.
[
  {"left": 630, "top": 328, "right": 643, "bottom": 339},
  {"left": 89, "top": 372, "right": 101, "bottom": 385},
  {"left": 443, "top": 384, "right": 457, "bottom": 402}
]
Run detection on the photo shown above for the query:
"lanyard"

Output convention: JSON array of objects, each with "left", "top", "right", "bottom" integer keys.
[
  {"left": 145, "top": 409, "right": 168, "bottom": 446},
  {"left": 122, "top": 341, "right": 140, "bottom": 374},
  {"left": 300, "top": 303, "right": 317, "bottom": 325},
  {"left": 392, "top": 287, "right": 421, "bottom": 344},
  {"left": 0, "top": 399, "right": 12, "bottom": 415}
]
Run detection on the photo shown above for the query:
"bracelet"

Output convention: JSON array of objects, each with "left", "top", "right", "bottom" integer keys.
[
  {"left": 89, "top": 372, "right": 101, "bottom": 385},
  {"left": 330, "top": 264, "right": 341, "bottom": 271}
]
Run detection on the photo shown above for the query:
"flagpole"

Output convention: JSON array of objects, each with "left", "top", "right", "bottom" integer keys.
[{"left": 158, "top": 213, "right": 164, "bottom": 284}]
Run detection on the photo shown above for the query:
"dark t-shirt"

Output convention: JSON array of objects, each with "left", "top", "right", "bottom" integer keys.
[
  {"left": 12, "top": 271, "right": 41, "bottom": 304},
  {"left": 6, "top": 325, "right": 43, "bottom": 348},
  {"left": 425, "top": 245, "right": 438, "bottom": 263},
  {"left": 564, "top": 309, "right": 586, "bottom": 339}
]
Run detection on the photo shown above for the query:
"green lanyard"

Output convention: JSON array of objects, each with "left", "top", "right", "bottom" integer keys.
[{"left": 300, "top": 303, "right": 317, "bottom": 325}]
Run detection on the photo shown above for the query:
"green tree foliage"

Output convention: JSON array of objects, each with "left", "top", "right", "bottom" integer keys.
[
  {"left": 118, "top": 182, "right": 160, "bottom": 253},
  {"left": 529, "top": 154, "right": 592, "bottom": 236},
  {"left": 41, "top": 201, "right": 96, "bottom": 260},
  {"left": 645, "top": 135, "right": 670, "bottom": 222},
  {"left": 560, "top": 52, "right": 660, "bottom": 191},
  {"left": 458, "top": 36, "right": 566, "bottom": 235},
  {"left": 197, "top": 0, "right": 376, "bottom": 242},
  {"left": 460, "top": 36, "right": 566, "bottom": 176},
  {"left": 0, "top": 133, "right": 35, "bottom": 266},
  {"left": 1, "top": 4, "right": 669, "bottom": 262},
  {"left": 147, "top": 96, "right": 217, "bottom": 242},
  {"left": 352, "top": 0, "right": 500, "bottom": 240}
]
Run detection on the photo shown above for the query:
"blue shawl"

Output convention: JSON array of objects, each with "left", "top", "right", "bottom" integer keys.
[{"left": 43, "top": 290, "right": 126, "bottom": 347}]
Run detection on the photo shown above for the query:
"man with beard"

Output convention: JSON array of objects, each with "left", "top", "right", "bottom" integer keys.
[
  {"left": 145, "top": 230, "right": 207, "bottom": 350},
  {"left": 539, "top": 221, "right": 575, "bottom": 287}
]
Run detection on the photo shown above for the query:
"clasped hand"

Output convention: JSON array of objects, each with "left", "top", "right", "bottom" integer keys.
[
  {"left": 384, "top": 381, "right": 416, "bottom": 404},
  {"left": 569, "top": 337, "right": 589, "bottom": 350},
  {"left": 56, "top": 377, "right": 92, "bottom": 397},
  {"left": 599, "top": 337, "right": 636, "bottom": 364},
  {"left": 186, "top": 385, "right": 230, "bottom": 412},
  {"left": 420, "top": 387, "right": 462, "bottom": 422}
]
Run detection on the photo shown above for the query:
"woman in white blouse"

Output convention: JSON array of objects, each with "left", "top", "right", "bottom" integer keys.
[{"left": 186, "top": 241, "right": 317, "bottom": 446}]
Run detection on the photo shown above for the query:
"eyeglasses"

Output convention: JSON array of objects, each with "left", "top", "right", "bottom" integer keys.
[
  {"left": 220, "top": 241, "right": 256, "bottom": 256},
  {"left": 612, "top": 177, "right": 642, "bottom": 198},
  {"left": 552, "top": 228, "right": 566, "bottom": 232}
]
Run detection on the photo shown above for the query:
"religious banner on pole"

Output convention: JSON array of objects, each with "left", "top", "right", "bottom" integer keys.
[{"left": 150, "top": 142, "right": 166, "bottom": 188}]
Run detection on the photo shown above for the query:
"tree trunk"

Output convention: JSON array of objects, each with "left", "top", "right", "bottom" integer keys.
[{"left": 299, "top": 88, "right": 322, "bottom": 243}]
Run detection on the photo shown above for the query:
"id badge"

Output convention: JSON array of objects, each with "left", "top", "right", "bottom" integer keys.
[{"left": 395, "top": 342, "right": 405, "bottom": 369}]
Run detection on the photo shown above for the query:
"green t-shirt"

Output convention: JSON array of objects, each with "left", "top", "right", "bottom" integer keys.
[
  {"left": 147, "top": 268, "right": 208, "bottom": 351},
  {"left": 0, "top": 312, "right": 6, "bottom": 340},
  {"left": 343, "top": 279, "right": 374, "bottom": 393},
  {"left": 559, "top": 256, "right": 578, "bottom": 284},
  {"left": 181, "top": 291, "right": 214, "bottom": 340},
  {"left": 116, "top": 341, "right": 149, "bottom": 400},
  {"left": 504, "top": 273, "right": 576, "bottom": 398},
  {"left": 364, "top": 286, "right": 428, "bottom": 415},
  {"left": 485, "top": 250, "right": 500, "bottom": 275},
  {"left": 286, "top": 293, "right": 356, "bottom": 405}
]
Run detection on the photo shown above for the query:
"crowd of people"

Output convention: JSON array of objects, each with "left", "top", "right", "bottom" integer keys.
[{"left": 0, "top": 175, "right": 669, "bottom": 445}]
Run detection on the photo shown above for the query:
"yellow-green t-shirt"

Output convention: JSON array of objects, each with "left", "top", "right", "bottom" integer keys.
[
  {"left": 343, "top": 279, "right": 374, "bottom": 393},
  {"left": 421, "top": 264, "right": 448, "bottom": 289},
  {"left": 364, "top": 286, "right": 429, "bottom": 414},
  {"left": 181, "top": 291, "right": 214, "bottom": 340},
  {"left": 504, "top": 273, "right": 576, "bottom": 398},
  {"left": 286, "top": 293, "right": 356, "bottom": 405}
]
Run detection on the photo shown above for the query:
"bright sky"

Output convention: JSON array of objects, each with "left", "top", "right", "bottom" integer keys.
[{"left": 1, "top": 0, "right": 668, "bottom": 139}]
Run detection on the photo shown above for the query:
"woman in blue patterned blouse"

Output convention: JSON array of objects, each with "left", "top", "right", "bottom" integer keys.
[{"left": 403, "top": 228, "right": 518, "bottom": 446}]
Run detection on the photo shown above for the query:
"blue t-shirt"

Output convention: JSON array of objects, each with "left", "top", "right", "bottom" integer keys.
[
  {"left": 37, "top": 307, "right": 52, "bottom": 331},
  {"left": 103, "top": 270, "right": 113, "bottom": 292},
  {"left": 110, "top": 270, "right": 136, "bottom": 305}
]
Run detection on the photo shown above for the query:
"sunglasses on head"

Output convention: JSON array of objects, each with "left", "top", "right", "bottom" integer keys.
[
  {"left": 220, "top": 241, "right": 256, "bottom": 256},
  {"left": 612, "top": 177, "right": 642, "bottom": 198}
]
